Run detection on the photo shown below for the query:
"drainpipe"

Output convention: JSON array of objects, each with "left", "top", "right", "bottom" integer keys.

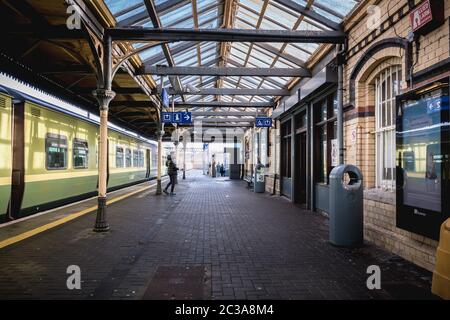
[{"left": 337, "top": 44, "right": 345, "bottom": 165}]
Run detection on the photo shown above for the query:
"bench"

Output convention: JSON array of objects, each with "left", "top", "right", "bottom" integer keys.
[{"left": 243, "top": 175, "right": 253, "bottom": 188}]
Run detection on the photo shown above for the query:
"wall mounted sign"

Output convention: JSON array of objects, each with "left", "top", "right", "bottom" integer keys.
[
  {"left": 409, "top": 0, "right": 445, "bottom": 36},
  {"left": 351, "top": 128, "right": 357, "bottom": 143},
  {"left": 331, "top": 139, "right": 339, "bottom": 167}
]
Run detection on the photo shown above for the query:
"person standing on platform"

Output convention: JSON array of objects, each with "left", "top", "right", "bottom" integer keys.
[{"left": 163, "top": 155, "right": 179, "bottom": 196}]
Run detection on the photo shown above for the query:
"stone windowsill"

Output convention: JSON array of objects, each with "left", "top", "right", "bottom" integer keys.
[{"left": 364, "top": 188, "right": 395, "bottom": 205}]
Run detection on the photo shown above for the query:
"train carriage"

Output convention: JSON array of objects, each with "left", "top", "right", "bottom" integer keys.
[
  {"left": 0, "top": 93, "right": 12, "bottom": 219},
  {"left": 0, "top": 89, "right": 160, "bottom": 223}
]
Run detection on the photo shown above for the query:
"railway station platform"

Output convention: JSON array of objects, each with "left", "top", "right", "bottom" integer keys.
[{"left": 0, "top": 171, "right": 436, "bottom": 300}]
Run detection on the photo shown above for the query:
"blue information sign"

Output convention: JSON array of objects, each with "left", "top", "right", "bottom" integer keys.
[
  {"left": 180, "top": 112, "right": 192, "bottom": 124},
  {"left": 161, "top": 112, "right": 172, "bottom": 123},
  {"left": 255, "top": 117, "right": 272, "bottom": 127},
  {"left": 172, "top": 112, "right": 183, "bottom": 123},
  {"left": 161, "top": 112, "right": 193, "bottom": 125},
  {"left": 161, "top": 88, "right": 169, "bottom": 108}
]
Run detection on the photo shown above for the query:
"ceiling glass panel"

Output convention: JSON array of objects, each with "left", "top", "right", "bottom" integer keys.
[
  {"left": 264, "top": 4, "right": 297, "bottom": 29},
  {"left": 313, "top": 0, "right": 358, "bottom": 18},
  {"left": 103, "top": 0, "right": 360, "bottom": 107},
  {"left": 104, "top": 0, "right": 142, "bottom": 15},
  {"left": 160, "top": 2, "right": 192, "bottom": 26},
  {"left": 259, "top": 17, "right": 286, "bottom": 30}
]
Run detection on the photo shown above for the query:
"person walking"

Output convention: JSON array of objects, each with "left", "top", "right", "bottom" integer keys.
[{"left": 163, "top": 155, "right": 178, "bottom": 196}]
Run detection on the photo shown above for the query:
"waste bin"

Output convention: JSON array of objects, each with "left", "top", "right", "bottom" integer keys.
[
  {"left": 329, "top": 164, "right": 363, "bottom": 247},
  {"left": 254, "top": 165, "right": 265, "bottom": 193}
]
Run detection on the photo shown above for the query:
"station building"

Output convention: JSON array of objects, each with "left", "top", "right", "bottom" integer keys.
[{"left": 246, "top": 0, "right": 450, "bottom": 271}]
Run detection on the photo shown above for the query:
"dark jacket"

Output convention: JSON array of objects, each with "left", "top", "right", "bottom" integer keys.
[{"left": 166, "top": 159, "right": 178, "bottom": 175}]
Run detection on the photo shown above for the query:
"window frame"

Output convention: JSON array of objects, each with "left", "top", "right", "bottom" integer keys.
[
  {"left": 45, "top": 133, "right": 68, "bottom": 170},
  {"left": 375, "top": 65, "right": 402, "bottom": 191},
  {"left": 280, "top": 119, "right": 292, "bottom": 179},
  {"left": 125, "top": 148, "right": 132, "bottom": 168},
  {"left": 133, "top": 149, "right": 139, "bottom": 167},
  {"left": 73, "top": 138, "right": 89, "bottom": 169},
  {"left": 116, "top": 146, "right": 124, "bottom": 168},
  {"left": 314, "top": 92, "right": 338, "bottom": 184}
]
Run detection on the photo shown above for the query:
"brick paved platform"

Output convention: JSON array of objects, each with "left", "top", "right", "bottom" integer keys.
[{"left": 0, "top": 171, "right": 438, "bottom": 299}]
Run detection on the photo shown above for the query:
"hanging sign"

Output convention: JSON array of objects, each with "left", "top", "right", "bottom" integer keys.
[
  {"left": 161, "top": 112, "right": 172, "bottom": 123},
  {"left": 161, "top": 112, "right": 192, "bottom": 125},
  {"left": 255, "top": 117, "right": 272, "bottom": 128}
]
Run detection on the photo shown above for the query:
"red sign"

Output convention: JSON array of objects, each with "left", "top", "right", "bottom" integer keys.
[{"left": 410, "top": 0, "right": 433, "bottom": 32}]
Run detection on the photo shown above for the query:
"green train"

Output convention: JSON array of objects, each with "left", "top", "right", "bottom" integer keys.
[{"left": 0, "top": 87, "right": 161, "bottom": 223}]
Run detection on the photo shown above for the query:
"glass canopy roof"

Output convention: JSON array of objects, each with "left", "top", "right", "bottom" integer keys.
[{"left": 104, "top": 0, "right": 359, "bottom": 113}]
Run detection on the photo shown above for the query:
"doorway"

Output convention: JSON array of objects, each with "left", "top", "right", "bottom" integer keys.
[
  {"left": 295, "top": 131, "right": 307, "bottom": 205},
  {"left": 280, "top": 119, "right": 292, "bottom": 198}
]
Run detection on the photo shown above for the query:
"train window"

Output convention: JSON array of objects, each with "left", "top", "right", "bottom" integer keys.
[
  {"left": 133, "top": 150, "right": 139, "bottom": 167},
  {"left": 126, "top": 148, "right": 132, "bottom": 167},
  {"left": 116, "top": 147, "right": 124, "bottom": 168},
  {"left": 139, "top": 150, "right": 145, "bottom": 167},
  {"left": 46, "top": 133, "right": 68, "bottom": 170},
  {"left": 73, "top": 139, "right": 89, "bottom": 169}
]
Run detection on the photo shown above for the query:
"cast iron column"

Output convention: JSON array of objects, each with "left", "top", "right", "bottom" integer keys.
[
  {"left": 93, "top": 89, "right": 115, "bottom": 232},
  {"left": 156, "top": 125, "right": 163, "bottom": 195},
  {"left": 183, "top": 139, "right": 186, "bottom": 180}
]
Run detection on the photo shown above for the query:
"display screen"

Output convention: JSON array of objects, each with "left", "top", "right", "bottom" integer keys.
[{"left": 397, "top": 88, "right": 449, "bottom": 213}]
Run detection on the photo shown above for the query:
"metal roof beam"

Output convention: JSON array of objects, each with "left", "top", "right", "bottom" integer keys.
[
  {"left": 174, "top": 101, "right": 273, "bottom": 107},
  {"left": 158, "top": 88, "right": 289, "bottom": 96},
  {"left": 191, "top": 111, "right": 259, "bottom": 116},
  {"left": 107, "top": 28, "right": 346, "bottom": 43},
  {"left": 110, "top": 101, "right": 157, "bottom": 108},
  {"left": 137, "top": 65, "right": 311, "bottom": 77},
  {"left": 77, "top": 87, "right": 145, "bottom": 95},
  {"left": 193, "top": 118, "right": 254, "bottom": 123}
]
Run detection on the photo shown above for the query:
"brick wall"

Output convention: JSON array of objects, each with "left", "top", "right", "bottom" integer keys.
[
  {"left": 364, "top": 191, "right": 439, "bottom": 271},
  {"left": 343, "top": 0, "right": 450, "bottom": 271},
  {"left": 264, "top": 0, "right": 448, "bottom": 271}
]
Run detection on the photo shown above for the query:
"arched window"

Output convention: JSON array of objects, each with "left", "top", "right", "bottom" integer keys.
[{"left": 375, "top": 65, "right": 402, "bottom": 190}]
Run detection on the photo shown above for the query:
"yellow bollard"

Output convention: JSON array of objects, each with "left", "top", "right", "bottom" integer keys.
[{"left": 432, "top": 218, "right": 450, "bottom": 299}]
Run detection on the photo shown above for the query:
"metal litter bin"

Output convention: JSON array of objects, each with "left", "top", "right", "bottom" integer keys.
[
  {"left": 329, "top": 164, "right": 363, "bottom": 247},
  {"left": 254, "top": 164, "right": 265, "bottom": 193}
]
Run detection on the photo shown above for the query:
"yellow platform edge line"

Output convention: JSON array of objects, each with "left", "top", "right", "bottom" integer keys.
[{"left": 0, "top": 180, "right": 166, "bottom": 250}]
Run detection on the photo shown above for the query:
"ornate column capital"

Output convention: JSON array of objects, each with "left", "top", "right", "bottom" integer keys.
[
  {"left": 156, "top": 130, "right": 165, "bottom": 140},
  {"left": 92, "top": 89, "right": 116, "bottom": 110}
]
